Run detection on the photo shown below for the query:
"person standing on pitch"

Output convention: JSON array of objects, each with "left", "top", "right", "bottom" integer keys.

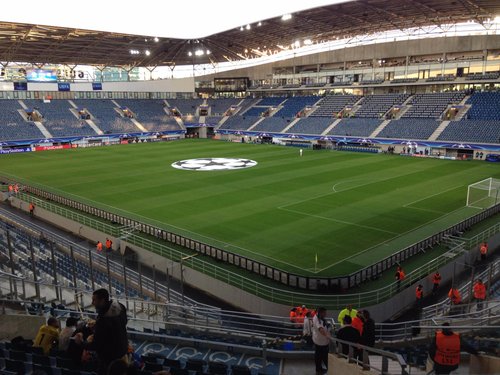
[
  {"left": 299, "top": 148, "right": 303, "bottom": 157},
  {"left": 312, "top": 307, "right": 331, "bottom": 375}
]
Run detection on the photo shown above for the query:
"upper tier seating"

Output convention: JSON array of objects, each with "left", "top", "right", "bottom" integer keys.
[
  {"left": 402, "top": 92, "right": 465, "bottom": 118},
  {"left": 0, "top": 100, "right": 44, "bottom": 141},
  {"left": 207, "top": 98, "right": 241, "bottom": 115},
  {"left": 167, "top": 98, "right": 204, "bottom": 115},
  {"left": 377, "top": 119, "right": 441, "bottom": 140},
  {"left": 117, "top": 99, "right": 181, "bottom": 132},
  {"left": 219, "top": 116, "right": 260, "bottom": 130},
  {"left": 73, "top": 99, "right": 138, "bottom": 134},
  {"left": 328, "top": 119, "right": 382, "bottom": 137},
  {"left": 465, "top": 92, "right": 500, "bottom": 120},
  {"left": 256, "top": 97, "right": 286, "bottom": 106},
  {"left": 251, "top": 117, "right": 291, "bottom": 133},
  {"left": 437, "top": 120, "right": 500, "bottom": 144},
  {"left": 24, "top": 100, "right": 97, "bottom": 137},
  {"left": 285, "top": 117, "right": 334, "bottom": 135},
  {"left": 274, "top": 96, "right": 320, "bottom": 118},
  {"left": 310, "top": 95, "right": 360, "bottom": 117},
  {"left": 244, "top": 106, "right": 271, "bottom": 116},
  {"left": 355, "top": 94, "right": 410, "bottom": 118},
  {"left": 465, "top": 72, "right": 499, "bottom": 81}
]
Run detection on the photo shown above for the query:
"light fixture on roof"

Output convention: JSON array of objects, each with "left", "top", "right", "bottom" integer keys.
[
  {"left": 195, "top": 49, "right": 204, "bottom": 56},
  {"left": 206, "top": 50, "right": 211, "bottom": 55},
  {"left": 246, "top": 24, "right": 251, "bottom": 30},
  {"left": 282, "top": 14, "right": 292, "bottom": 21},
  {"left": 129, "top": 49, "right": 140, "bottom": 55},
  {"left": 188, "top": 51, "right": 193, "bottom": 56},
  {"left": 258, "top": 22, "right": 262, "bottom": 26},
  {"left": 304, "top": 39, "right": 313, "bottom": 45},
  {"left": 154, "top": 37, "right": 159, "bottom": 42},
  {"left": 294, "top": 40, "right": 300, "bottom": 48},
  {"left": 240, "top": 26, "right": 244, "bottom": 31},
  {"left": 145, "top": 50, "right": 151, "bottom": 56}
]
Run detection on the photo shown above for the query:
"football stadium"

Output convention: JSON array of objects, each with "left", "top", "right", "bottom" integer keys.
[{"left": 0, "top": 1, "right": 499, "bottom": 374}]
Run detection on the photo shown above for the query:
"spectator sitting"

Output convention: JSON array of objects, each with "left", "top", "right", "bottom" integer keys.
[
  {"left": 59, "top": 317, "right": 79, "bottom": 351},
  {"left": 33, "top": 316, "right": 60, "bottom": 355},
  {"left": 336, "top": 316, "right": 361, "bottom": 356},
  {"left": 68, "top": 319, "right": 96, "bottom": 365}
]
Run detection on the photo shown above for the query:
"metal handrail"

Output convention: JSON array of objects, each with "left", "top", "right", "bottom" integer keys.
[{"left": 1, "top": 199, "right": 499, "bottom": 310}]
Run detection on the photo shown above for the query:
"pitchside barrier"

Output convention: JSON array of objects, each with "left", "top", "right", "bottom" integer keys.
[
  {"left": 1, "top": 197, "right": 500, "bottom": 310},
  {"left": 3, "top": 179, "right": 500, "bottom": 294}
]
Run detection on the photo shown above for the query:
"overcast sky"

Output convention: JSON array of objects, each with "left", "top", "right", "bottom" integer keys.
[{"left": 1, "top": 0, "right": 348, "bottom": 39}]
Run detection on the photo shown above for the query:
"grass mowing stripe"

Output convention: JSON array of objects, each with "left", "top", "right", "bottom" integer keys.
[{"left": 1, "top": 139, "right": 499, "bottom": 277}]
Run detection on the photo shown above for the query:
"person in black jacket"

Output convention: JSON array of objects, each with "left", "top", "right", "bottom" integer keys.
[
  {"left": 336, "top": 316, "right": 360, "bottom": 357},
  {"left": 361, "top": 310, "right": 375, "bottom": 347},
  {"left": 89, "top": 289, "right": 128, "bottom": 375}
]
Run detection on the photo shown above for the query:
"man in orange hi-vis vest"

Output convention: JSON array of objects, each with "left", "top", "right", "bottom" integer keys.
[
  {"left": 479, "top": 242, "right": 488, "bottom": 262},
  {"left": 473, "top": 279, "right": 487, "bottom": 311},
  {"left": 429, "top": 323, "right": 477, "bottom": 375},
  {"left": 96, "top": 241, "right": 103, "bottom": 253}
]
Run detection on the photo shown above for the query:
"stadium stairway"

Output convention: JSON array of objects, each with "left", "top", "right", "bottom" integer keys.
[
  {"left": 247, "top": 117, "right": 266, "bottom": 131},
  {"left": 320, "top": 119, "right": 341, "bottom": 135},
  {"left": 67, "top": 100, "right": 104, "bottom": 135},
  {"left": 428, "top": 120, "right": 451, "bottom": 141},
  {"left": 280, "top": 118, "right": 301, "bottom": 133},
  {"left": 17, "top": 100, "right": 52, "bottom": 138},
  {"left": 369, "top": 119, "right": 391, "bottom": 138},
  {"left": 32, "top": 121, "right": 52, "bottom": 139}
]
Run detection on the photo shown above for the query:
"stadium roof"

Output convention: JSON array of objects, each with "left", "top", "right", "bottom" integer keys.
[{"left": 0, "top": 0, "right": 499, "bottom": 67}]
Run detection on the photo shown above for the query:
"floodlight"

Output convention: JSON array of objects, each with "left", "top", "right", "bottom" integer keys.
[{"left": 282, "top": 14, "right": 292, "bottom": 21}]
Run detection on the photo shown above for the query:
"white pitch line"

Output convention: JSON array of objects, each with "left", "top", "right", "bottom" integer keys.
[
  {"left": 403, "top": 186, "right": 463, "bottom": 208},
  {"left": 314, "top": 204, "right": 483, "bottom": 273},
  {"left": 279, "top": 207, "right": 399, "bottom": 235},
  {"left": 278, "top": 168, "right": 430, "bottom": 210},
  {"left": 1, "top": 172, "right": 307, "bottom": 273}
]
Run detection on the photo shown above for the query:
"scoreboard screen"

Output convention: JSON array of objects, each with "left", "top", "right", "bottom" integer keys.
[
  {"left": 214, "top": 77, "right": 248, "bottom": 92},
  {"left": 27, "top": 69, "right": 58, "bottom": 82}
]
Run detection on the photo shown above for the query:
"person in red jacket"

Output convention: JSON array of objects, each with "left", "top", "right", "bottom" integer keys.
[
  {"left": 473, "top": 279, "right": 487, "bottom": 311},
  {"left": 351, "top": 310, "right": 365, "bottom": 335}
]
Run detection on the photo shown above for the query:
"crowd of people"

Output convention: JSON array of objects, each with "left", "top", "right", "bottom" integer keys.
[{"left": 25, "top": 288, "right": 161, "bottom": 375}]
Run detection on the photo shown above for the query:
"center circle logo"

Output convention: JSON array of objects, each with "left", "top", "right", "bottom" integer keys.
[{"left": 171, "top": 158, "right": 258, "bottom": 171}]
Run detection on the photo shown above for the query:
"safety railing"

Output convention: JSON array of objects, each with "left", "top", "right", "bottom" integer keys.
[
  {"left": 3, "top": 175, "right": 500, "bottom": 294},
  {"left": 422, "top": 258, "right": 500, "bottom": 319},
  {"left": 1, "top": 200, "right": 498, "bottom": 311}
]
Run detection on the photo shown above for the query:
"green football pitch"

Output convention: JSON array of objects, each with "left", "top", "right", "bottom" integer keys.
[{"left": 1, "top": 139, "right": 499, "bottom": 277}]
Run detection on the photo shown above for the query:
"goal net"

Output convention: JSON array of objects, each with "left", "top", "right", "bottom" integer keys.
[{"left": 467, "top": 178, "right": 500, "bottom": 209}]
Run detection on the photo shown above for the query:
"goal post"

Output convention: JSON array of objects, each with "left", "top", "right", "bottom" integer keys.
[{"left": 466, "top": 177, "right": 500, "bottom": 209}]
